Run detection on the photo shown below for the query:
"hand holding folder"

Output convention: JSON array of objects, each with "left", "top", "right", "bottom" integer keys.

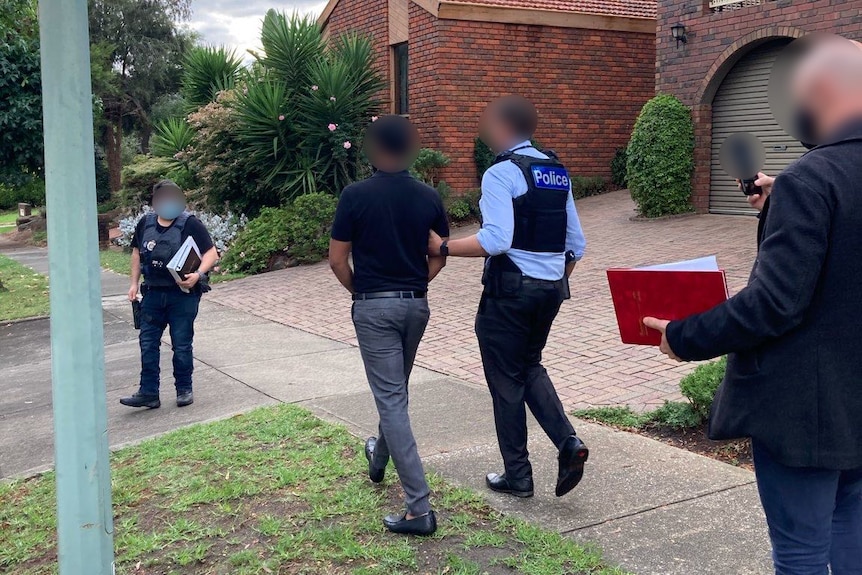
[
  {"left": 607, "top": 256, "right": 729, "bottom": 346},
  {"left": 167, "top": 237, "right": 202, "bottom": 293}
]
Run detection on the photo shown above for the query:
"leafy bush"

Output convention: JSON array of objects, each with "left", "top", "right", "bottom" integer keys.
[
  {"left": 222, "top": 192, "right": 337, "bottom": 274},
  {"left": 411, "top": 148, "right": 450, "bottom": 187},
  {"left": 571, "top": 176, "right": 607, "bottom": 200},
  {"left": 151, "top": 117, "right": 195, "bottom": 165},
  {"left": 679, "top": 357, "right": 727, "bottom": 421},
  {"left": 284, "top": 193, "right": 337, "bottom": 263},
  {"left": 183, "top": 92, "right": 268, "bottom": 215},
  {"left": 181, "top": 46, "right": 243, "bottom": 109},
  {"left": 150, "top": 93, "right": 188, "bottom": 127},
  {"left": 447, "top": 189, "right": 481, "bottom": 223},
  {"left": 118, "top": 156, "right": 175, "bottom": 210},
  {"left": 611, "top": 147, "right": 628, "bottom": 188},
  {"left": 220, "top": 207, "right": 290, "bottom": 275},
  {"left": 648, "top": 401, "right": 703, "bottom": 430},
  {"left": 626, "top": 94, "right": 695, "bottom": 218},
  {"left": 120, "top": 132, "right": 142, "bottom": 166},
  {"left": 0, "top": 178, "right": 45, "bottom": 209},
  {"left": 94, "top": 147, "right": 111, "bottom": 204}
]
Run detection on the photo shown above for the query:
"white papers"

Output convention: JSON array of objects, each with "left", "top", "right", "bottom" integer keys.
[
  {"left": 636, "top": 255, "right": 719, "bottom": 272},
  {"left": 167, "top": 236, "right": 202, "bottom": 293}
]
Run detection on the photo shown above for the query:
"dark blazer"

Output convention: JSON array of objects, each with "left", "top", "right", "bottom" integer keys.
[{"left": 666, "top": 120, "right": 862, "bottom": 470}]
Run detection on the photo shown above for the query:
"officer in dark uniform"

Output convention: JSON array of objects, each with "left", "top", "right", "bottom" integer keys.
[
  {"left": 120, "top": 180, "right": 219, "bottom": 409},
  {"left": 429, "top": 95, "right": 589, "bottom": 498}
]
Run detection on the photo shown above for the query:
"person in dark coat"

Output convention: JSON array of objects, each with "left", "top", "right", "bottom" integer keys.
[{"left": 645, "top": 37, "right": 862, "bottom": 573}]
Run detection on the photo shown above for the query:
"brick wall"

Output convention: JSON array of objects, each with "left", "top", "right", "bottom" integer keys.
[
  {"left": 433, "top": 20, "right": 655, "bottom": 192},
  {"left": 407, "top": 3, "right": 441, "bottom": 155},
  {"left": 326, "top": 0, "right": 391, "bottom": 108},
  {"left": 657, "top": 0, "right": 862, "bottom": 209}
]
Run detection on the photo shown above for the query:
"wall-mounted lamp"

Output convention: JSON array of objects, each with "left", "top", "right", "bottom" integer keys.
[{"left": 671, "top": 23, "right": 687, "bottom": 48}]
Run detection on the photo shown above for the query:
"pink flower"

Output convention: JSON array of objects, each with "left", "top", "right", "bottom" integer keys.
[
  {"left": 371, "top": 116, "right": 379, "bottom": 122},
  {"left": 311, "top": 85, "right": 319, "bottom": 91},
  {"left": 343, "top": 141, "right": 352, "bottom": 149},
  {"left": 278, "top": 115, "right": 285, "bottom": 121},
  {"left": 330, "top": 96, "right": 337, "bottom": 102},
  {"left": 328, "top": 123, "right": 337, "bottom": 132}
]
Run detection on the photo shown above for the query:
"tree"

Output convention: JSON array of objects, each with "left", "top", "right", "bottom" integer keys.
[
  {"left": 0, "top": 0, "right": 43, "bottom": 186},
  {"left": 88, "top": 0, "right": 193, "bottom": 191}
]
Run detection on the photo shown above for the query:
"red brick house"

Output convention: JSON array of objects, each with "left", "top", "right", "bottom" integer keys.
[
  {"left": 319, "top": 0, "right": 657, "bottom": 192},
  {"left": 657, "top": 0, "right": 862, "bottom": 214}
]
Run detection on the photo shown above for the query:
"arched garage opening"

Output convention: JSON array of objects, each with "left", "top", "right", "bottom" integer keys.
[{"left": 708, "top": 38, "right": 806, "bottom": 215}]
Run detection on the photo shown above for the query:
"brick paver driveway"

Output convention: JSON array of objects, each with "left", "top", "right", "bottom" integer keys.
[{"left": 211, "top": 191, "right": 758, "bottom": 412}]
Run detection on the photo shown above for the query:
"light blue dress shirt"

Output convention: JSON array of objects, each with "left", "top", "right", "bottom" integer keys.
[{"left": 475, "top": 141, "right": 587, "bottom": 281}]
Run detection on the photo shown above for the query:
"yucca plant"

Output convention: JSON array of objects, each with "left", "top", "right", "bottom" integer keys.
[
  {"left": 182, "top": 46, "right": 244, "bottom": 109},
  {"left": 258, "top": 11, "right": 324, "bottom": 95},
  {"left": 150, "top": 117, "right": 195, "bottom": 165}
]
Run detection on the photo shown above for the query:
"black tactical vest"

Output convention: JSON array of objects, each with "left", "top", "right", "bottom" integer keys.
[
  {"left": 139, "top": 212, "right": 189, "bottom": 287},
  {"left": 492, "top": 150, "right": 570, "bottom": 254}
]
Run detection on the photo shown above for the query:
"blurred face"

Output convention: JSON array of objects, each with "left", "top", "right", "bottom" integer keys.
[
  {"left": 363, "top": 117, "right": 419, "bottom": 172},
  {"left": 152, "top": 189, "right": 186, "bottom": 221},
  {"left": 479, "top": 104, "right": 508, "bottom": 153}
]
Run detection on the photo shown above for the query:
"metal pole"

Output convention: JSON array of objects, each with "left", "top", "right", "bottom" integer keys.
[{"left": 38, "top": 1, "right": 115, "bottom": 573}]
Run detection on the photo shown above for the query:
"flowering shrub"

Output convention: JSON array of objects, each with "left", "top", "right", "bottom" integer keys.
[{"left": 115, "top": 204, "right": 248, "bottom": 253}]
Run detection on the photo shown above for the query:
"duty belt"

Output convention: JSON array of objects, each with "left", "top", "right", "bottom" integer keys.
[{"left": 352, "top": 291, "right": 427, "bottom": 301}]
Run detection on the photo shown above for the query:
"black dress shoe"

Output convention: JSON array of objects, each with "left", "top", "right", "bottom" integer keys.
[
  {"left": 556, "top": 435, "right": 589, "bottom": 497},
  {"left": 364, "top": 437, "right": 386, "bottom": 483},
  {"left": 176, "top": 391, "right": 194, "bottom": 407},
  {"left": 485, "top": 473, "right": 534, "bottom": 498},
  {"left": 383, "top": 511, "right": 437, "bottom": 536},
  {"left": 119, "top": 393, "right": 160, "bottom": 409}
]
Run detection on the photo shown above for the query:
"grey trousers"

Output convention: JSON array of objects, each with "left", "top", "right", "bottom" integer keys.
[{"left": 352, "top": 298, "right": 432, "bottom": 516}]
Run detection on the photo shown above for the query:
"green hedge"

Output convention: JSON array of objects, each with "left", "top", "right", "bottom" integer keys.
[
  {"left": 626, "top": 94, "right": 694, "bottom": 217},
  {"left": 221, "top": 192, "right": 337, "bottom": 275},
  {"left": 118, "top": 156, "right": 177, "bottom": 210},
  {"left": 0, "top": 179, "right": 45, "bottom": 210}
]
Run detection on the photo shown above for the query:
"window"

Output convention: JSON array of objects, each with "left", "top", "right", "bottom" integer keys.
[{"left": 393, "top": 42, "right": 408, "bottom": 115}]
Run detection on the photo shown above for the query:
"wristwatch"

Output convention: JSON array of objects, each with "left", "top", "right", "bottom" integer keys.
[
  {"left": 196, "top": 271, "right": 209, "bottom": 282},
  {"left": 440, "top": 240, "right": 450, "bottom": 257},
  {"left": 565, "top": 251, "right": 577, "bottom": 264}
]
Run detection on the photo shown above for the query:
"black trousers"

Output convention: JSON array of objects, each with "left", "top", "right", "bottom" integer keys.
[{"left": 475, "top": 282, "right": 575, "bottom": 480}]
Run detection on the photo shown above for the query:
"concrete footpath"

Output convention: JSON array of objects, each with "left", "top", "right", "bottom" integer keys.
[{"left": 0, "top": 247, "right": 772, "bottom": 575}]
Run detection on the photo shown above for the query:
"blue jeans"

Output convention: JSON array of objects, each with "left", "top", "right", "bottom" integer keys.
[
  {"left": 753, "top": 440, "right": 862, "bottom": 575},
  {"left": 138, "top": 287, "right": 200, "bottom": 396}
]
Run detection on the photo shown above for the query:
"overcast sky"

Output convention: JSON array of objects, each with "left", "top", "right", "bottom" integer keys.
[{"left": 188, "top": 1, "right": 329, "bottom": 62}]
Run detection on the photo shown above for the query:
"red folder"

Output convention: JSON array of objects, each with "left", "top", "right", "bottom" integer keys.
[{"left": 607, "top": 267, "right": 729, "bottom": 345}]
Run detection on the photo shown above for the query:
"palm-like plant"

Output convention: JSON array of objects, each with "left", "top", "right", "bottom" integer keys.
[
  {"left": 150, "top": 117, "right": 195, "bottom": 164},
  {"left": 182, "top": 46, "right": 244, "bottom": 109}
]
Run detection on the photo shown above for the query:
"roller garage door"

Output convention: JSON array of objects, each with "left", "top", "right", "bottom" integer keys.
[{"left": 710, "top": 39, "right": 805, "bottom": 215}]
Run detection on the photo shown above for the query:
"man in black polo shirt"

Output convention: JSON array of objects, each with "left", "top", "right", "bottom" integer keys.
[{"left": 329, "top": 115, "right": 449, "bottom": 536}]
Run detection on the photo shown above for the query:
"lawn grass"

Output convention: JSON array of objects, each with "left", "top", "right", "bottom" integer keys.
[
  {"left": 0, "top": 254, "right": 49, "bottom": 321},
  {"left": 99, "top": 249, "right": 246, "bottom": 284},
  {"left": 0, "top": 209, "right": 41, "bottom": 229},
  {"left": 0, "top": 404, "right": 630, "bottom": 575}
]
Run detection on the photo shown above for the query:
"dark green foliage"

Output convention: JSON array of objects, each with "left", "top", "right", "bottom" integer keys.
[
  {"left": 118, "top": 156, "right": 176, "bottom": 209},
  {"left": 626, "top": 94, "right": 695, "bottom": 218},
  {"left": 221, "top": 193, "right": 337, "bottom": 274},
  {"left": 94, "top": 147, "right": 112, "bottom": 204},
  {"left": 679, "top": 357, "right": 727, "bottom": 420},
  {"left": 149, "top": 93, "right": 188, "bottom": 126},
  {"left": 284, "top": 193, "right": 338, "bottom": 264},
  {"left": 573, "top": 406, "right": 650, "bottom": 429},
  {"left": 474, "top": 138, "right": 541, "bottom": 181},
  {"left": 0, "top": 0, "right": 43, "bottom": 186},
  {"left": 571, "top": 176, "right": 607, "bottom": 200},
  {"left": 411, "top": 148, "right": 450, "bottom": 187},
  {"left": 228, "top": 13, "right": 384, "bottom": 203},
  {"left": 648, "top": 401, "right": 703, "bottom": 430},
  {"left": 0, "top": 179, "right": 45, "bottom": 210},
  {"left": 611, "top": 147, "right": 628, "bottom": 188},
  {"left": 181, "top": 46, "right": 243, "bottom": 109},
  {"left": 447, "top": 189, "right": 482, "bottom": 223},
  {"left": 151, "top": 117, "right": 195, "bottom": 163},
  {"left": 220, "top": 207, "right": 291, "bottom": 275}
]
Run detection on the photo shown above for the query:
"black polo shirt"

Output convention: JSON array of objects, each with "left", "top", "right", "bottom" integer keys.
[{"left": 331, "top": 171, "right": 449, "bottom": 293}]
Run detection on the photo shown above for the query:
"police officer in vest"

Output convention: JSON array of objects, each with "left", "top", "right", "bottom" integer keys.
[
  {"left": 120, "top": 180, "right": 219, "bottom": 409},
  {"left": 429, "top": 95, "right": 589, "bottom": 498}
]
